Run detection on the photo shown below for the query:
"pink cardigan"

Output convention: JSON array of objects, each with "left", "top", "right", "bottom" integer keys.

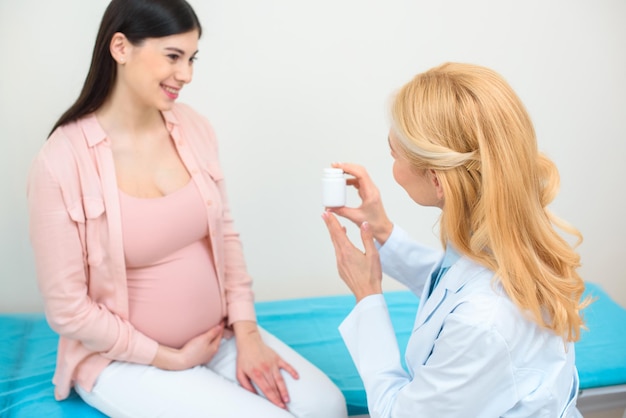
[{"left": 27, "top": 103, "right": 256, "bottom": 400}]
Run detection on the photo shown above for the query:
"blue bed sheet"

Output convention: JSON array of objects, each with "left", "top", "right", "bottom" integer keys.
[
  {"left": 1, "top": 282, "right": 624, "bottom": 417},
  {"left": 575, "top": 283, "right": 626, "bottom": 389}
]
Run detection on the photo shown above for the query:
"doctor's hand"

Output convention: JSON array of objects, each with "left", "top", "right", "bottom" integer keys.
[
  {"left": 233, "top": 321, "right": 299, "bottom": 410},
  {"left": 326, "top": 163, "right": 394, "bottom": 245},
  {"left": 322, "top": 211, "right": 383, "bottom": 303}
]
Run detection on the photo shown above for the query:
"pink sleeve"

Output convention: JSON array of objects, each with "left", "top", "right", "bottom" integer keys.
[
  {"left": 217, "top": 169, "right": 257, "bottom": 324},
  {"left": 27, "top": 143, "right": 158, "bottom": 365}
]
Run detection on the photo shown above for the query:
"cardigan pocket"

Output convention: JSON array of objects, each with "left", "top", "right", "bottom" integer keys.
[
  {"left": 67, "top": 197, "right": 106, "bottom": 266},
  {"left": 201, "top": 164, "right": 224, "bottom": 213},
  {"left": 204, "top": 163, "right": 224, "bottom": 182}
]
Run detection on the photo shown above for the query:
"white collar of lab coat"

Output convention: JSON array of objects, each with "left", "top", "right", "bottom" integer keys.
[{"left": 415, "top": 257, "right": 492, "bottom": 329}]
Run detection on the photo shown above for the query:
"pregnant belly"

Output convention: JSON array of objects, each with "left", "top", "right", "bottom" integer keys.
[{"left": 126, "top": 242, "right": 223, "bottom": 349}]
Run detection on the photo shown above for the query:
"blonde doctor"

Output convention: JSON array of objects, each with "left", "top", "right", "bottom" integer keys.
[{"left": 322, "top": 62, "right": 588, "bottom": 417}]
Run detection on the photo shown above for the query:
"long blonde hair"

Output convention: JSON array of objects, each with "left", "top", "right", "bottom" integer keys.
[{"left": 390, "top": 62, "right": 589, "bottom": 342}]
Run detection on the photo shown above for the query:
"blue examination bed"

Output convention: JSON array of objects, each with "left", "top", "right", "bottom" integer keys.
[{"left": 1, "top": 282, "right": 625, "bottom": 416}]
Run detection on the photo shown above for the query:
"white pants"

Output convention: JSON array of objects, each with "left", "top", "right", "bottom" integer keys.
[{"left": 76, "top": 327, "right": 348, "bottom": 418}]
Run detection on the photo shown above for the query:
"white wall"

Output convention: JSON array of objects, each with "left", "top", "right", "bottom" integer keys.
[{"left": 1, "top": 0, "right": 625, "bottom": 312}]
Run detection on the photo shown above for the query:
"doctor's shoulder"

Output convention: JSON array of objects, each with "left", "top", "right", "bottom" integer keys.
[{"left": 451, "top": 273, "right": 567, "bottom": 357}]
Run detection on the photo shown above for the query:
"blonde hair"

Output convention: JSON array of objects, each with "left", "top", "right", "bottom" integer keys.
[{"left": 390, "top": 62, "right": 589, "bottom": 342}]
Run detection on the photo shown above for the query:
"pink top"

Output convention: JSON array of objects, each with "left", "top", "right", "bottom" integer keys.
[
  {"left": 120, "top": 181, "right": 223, "bottom": 349},
  {"left": 27, "top": 104, "right": 256, "bottom": 400}
]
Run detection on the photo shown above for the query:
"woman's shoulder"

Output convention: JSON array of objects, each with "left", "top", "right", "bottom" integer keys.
[
  {"left": 37, "top": 117, "right": 92, "bottom": 163},
  {"left": 45, "top": 114, "right": 103, "bottom": 149},
  {"left": 29, "top": 116, "right": 101, "bottom": 193}
]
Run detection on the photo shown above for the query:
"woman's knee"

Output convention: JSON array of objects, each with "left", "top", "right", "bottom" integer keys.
[
  {"left": 290, "top": 383, "right": 348, "bottom": 418},
  {"left": 316, "top": 385, "right": 348, "bottom": 418}
]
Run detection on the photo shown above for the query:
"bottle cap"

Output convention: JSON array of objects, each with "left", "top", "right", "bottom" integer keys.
[{"left": 323, "top": 168, "right": 344, "bottom": 177}]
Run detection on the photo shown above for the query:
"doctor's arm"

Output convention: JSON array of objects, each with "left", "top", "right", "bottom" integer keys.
[
  {"left": 377, "top": 225, "right": 442, "bottom": 294},
  {"left": 323, "top": 204, "right": 513, "bottom": 417},
  {"left": 340, "top": 304, "right": 516, "bottom": 418}
]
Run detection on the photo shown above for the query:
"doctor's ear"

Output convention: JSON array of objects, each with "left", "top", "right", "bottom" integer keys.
[
  {"left": 429, "top": 170, "right": 445, "bottom": 201},
  {"left": 110, "top": 32, "right": 130, "bottom": 65}
]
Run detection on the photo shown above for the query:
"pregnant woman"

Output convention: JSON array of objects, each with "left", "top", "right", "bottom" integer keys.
[{"left": 28, "top": 1, "right": 347, "bottom": 417}]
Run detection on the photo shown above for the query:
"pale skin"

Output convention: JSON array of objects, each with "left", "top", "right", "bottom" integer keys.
[
  {"left": 93, "top": 29, "right": 297, "bottom": 409},
  {"left": 322, "top": 132, "right": 444, "bottom": 303}
]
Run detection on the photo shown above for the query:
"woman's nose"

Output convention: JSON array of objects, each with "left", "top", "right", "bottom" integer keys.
[{"left": 176, "top": 62, "right": 193, "bottom": 83}]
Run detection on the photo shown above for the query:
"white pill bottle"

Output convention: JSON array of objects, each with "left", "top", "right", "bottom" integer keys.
[{"left": 322, "top": 168, "right": 346, "bottom": 207}]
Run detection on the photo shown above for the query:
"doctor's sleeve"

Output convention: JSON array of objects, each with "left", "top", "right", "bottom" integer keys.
[
  {"left": 377, "top": 225, "right": 442, "bottom": 295},
  {"left": 340, "top": 298, "right": 519, "bottom": 417},
  {"left": 339, "top": 295, "right": 411, "bottom": 418}
]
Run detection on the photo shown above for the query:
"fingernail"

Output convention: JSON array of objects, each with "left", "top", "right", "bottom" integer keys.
[{"left": 361, "top": 221, "right": 369, "bottom": 230}]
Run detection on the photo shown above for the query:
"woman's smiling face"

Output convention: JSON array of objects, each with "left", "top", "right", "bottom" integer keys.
[{"left": 116, "top": 30, "right": 199, "bottom": 111}]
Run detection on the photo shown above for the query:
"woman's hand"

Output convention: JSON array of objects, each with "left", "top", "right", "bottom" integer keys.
[
  {"left": 327, "top": 163, "right": 394, "bottom": 244},
  {"left": 322, "top": 211, "right": 383, "bottom": 302},
  {"left": 233, "top": 321, "right": 299, "bottom": 409},
  {"left": 152, "top": 322, "right": 224, "bottom": 370}
]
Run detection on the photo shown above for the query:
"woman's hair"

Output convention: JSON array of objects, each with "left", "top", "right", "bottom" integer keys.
[
  {"left": 390, "top": 62, "right": 589, "bottom": 342},
  {"left": 48, "top": 0, "right": 202, "bottom": 136}
]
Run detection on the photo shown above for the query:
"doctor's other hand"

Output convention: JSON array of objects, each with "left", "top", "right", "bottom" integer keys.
[
  {"left": 327, "top": 163, "right": 393, "bottom": 245},
  {"left": 322, "top": 211, "right": 383, "bottom": 303}
]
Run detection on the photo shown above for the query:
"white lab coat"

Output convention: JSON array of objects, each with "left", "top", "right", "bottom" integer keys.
[{"left": 339, "top": 226, "right": 582, "bottom": 418}]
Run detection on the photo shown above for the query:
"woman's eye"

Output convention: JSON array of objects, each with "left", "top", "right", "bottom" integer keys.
[
  {"left": 189, "top": 56, "right": 198, "bottom": 64},
  {"left": 168, "top": 54, "right": 180, "bottom": 61}
]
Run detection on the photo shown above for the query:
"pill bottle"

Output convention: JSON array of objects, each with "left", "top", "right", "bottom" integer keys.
[{"left": 322, "top": 168, "right": 346, "bottom": 207}]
